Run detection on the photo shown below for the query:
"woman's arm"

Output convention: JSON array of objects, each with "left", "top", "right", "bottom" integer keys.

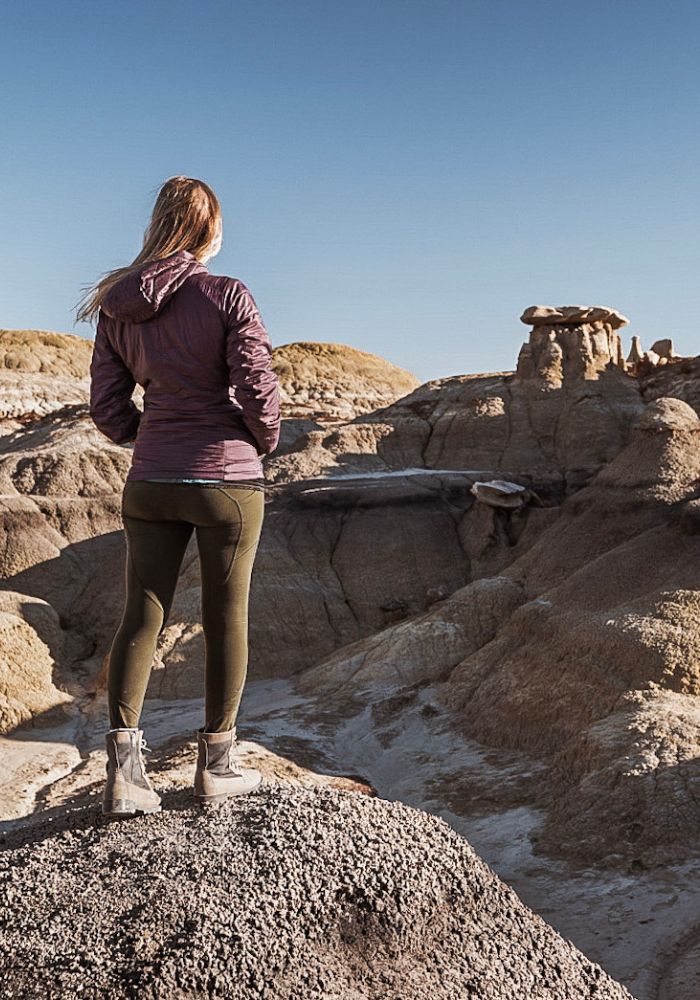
[
  {"left": 89, "top": 311, "right": 141, "bottom": 445},
  {"left": 225, "top": 281, "right": 281, "bottom": 456}
]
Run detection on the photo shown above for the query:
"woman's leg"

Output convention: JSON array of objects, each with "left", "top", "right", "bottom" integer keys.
[
  {"left": 108, "top": 485, "right": 194, "bottom": 729},
  {"left": 195, "top": 487, "right": 265, "bottom": 733}
]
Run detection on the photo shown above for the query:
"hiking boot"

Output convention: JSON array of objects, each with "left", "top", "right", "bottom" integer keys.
[
  {"left": 194, "top": 726, "right": 262, "bottom": 804},
  {"left": 102, "top": 727, "right": 162, "bottom": 817}
]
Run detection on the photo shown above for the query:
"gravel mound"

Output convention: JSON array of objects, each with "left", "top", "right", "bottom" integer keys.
[{"left": 0, "top": 785, "right": 633, "bottom": 999}]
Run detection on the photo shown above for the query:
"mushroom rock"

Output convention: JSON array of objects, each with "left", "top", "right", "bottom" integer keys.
[
  {"left": 517, "top": 304, "right": 630, "bottom": 386},
  {"left": 520, "top": 306, "right": 630, "bottom": 328}
]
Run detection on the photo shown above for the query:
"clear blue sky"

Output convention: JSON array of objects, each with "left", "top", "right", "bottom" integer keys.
[{"left": 2, "top": 0, "right": 698, "bottom": 382}]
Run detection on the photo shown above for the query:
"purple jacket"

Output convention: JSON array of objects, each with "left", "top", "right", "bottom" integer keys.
[{"left": 89, "top": 250, "right": 281, "bottom": 481}]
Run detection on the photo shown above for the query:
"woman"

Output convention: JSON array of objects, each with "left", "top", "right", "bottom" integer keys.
[{"left": 75, "top": 175, "right": 281, "bottom": 817}]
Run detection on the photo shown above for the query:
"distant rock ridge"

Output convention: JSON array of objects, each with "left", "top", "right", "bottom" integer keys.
[
  {"left": 0, "top": 330, "right": 419, "bottom": 432},
  {"left": 274, "top": 340, "right": 420, "bottom": 421},
  {"left": 0, "top": 328, "right": 93, "bottom": 378}
]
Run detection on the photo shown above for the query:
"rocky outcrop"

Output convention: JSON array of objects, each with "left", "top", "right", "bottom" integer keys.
[
  {"left": 0, "top": 785, "right": 633, "bottom": 1000},
  {"left": 520, "top": 305, "right": 629, "bottom": 329}
]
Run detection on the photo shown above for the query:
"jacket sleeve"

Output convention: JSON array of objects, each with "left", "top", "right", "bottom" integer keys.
[
  {"left": 225, "top": 281, "right": 281, "bottom": 456},
  {"left": 89, "top": 311, "right": 141, "bottom": 445}
]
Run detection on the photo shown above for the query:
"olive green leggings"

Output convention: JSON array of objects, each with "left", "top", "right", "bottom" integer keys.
[{"left": 107, "top": 481, "right": 265, "bottom": 733}]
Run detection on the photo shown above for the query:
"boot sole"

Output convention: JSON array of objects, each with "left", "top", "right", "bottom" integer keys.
[
  {"left": 195, "top": 774, "right": 263, "bottom": 806},
  {"left": 102, "top": 798, "right": 162, "bottom": 817}
]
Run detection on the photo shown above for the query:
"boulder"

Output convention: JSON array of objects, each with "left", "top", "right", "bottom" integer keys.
[{"left": 650, "top": 338, "right": 677, "bottom": 360}]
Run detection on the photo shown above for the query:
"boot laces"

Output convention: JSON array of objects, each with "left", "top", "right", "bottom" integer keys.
[
  {"left": 136, "top": 734, "right": 154, "bottom": 784},
  {"left": 227, "top": 738, "right": 244, "bottom": 776}
]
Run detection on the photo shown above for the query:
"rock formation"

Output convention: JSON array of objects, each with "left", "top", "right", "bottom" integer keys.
[
  {"left": 268, "top": 306, "right": 645, "bottom": 494},
  {"left": 650, "top": 338, "right": 677, "bottom": 361},
  {"left": 627, "top": 335, "right": 644, "bottom": 366},
  {"left": 0, "top": 784, "right": 633, "bottom": 1000},
  {"left": 626, "top": 335, "right": 685, "bottom": 376},
  {"left": 470, "top": 479, "right": 534, "bottom": 509},
  {"left": 517, "top": 304, "right": 629, "bottom": 384},
  {"left": 520, "top": 305, "right": 629, "bottom": 328}
]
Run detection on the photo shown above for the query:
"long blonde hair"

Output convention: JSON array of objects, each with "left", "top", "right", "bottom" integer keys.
[{"left": 74, "top": 175, "right": 222, "bottom": 326}]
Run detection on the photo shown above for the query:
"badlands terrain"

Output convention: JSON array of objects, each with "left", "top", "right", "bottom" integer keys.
[{"left": 1, "top": 308, "right": 700, "bottom": 998}]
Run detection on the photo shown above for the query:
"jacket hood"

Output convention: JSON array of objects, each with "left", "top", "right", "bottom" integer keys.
[{"left": 100, "top": 250, "right": 208, "bottom": 323}]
